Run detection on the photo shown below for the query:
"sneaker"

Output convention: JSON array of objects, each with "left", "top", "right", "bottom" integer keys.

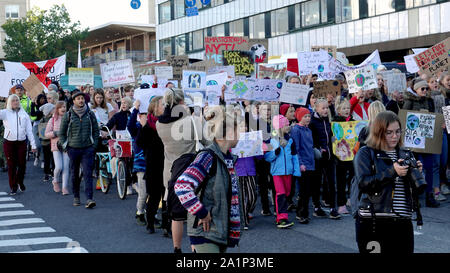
[
  {"left": 321, "top": 200, "right": 331, "bottom": 208},
  {"left": 276, "top": 220, "right": 294, "bottom": 229},
  {"left": 41, "top": 162, "right": 45, "bottom": 169},
  {"left": 329, "top": 209, "right": 342, "bottom": 220},
  {"left": 146, "top": 223, "right": 155, "bottom": 234},
  {"left": 62, "top": 188, "right": 70, "bottom": 195},
  {"left": 43, "top": 175, "right": 51, "bottom": 182},
  {"left": 296, "top": 215, "right": 310, "bottom": 224},
  {"left": 337, "top": 205, "right": 350, "bottom": 215},
  {"left": 136, "top": 213, "right": 147, "bottom": 226},
  {"left": 313, "top": 207, "right": 327, "bottom": 218},
  {"left": 261, "top": 210, "right": 272, "bottom": 216},
  {"left": 435, "top": 192, "right": 447, "bottom": 201},
  {"left": 441, "top": 184, "right": 450, "bottom": 195},
  {"left": 287, "top": 203, "right": 297, "bottom": 212},
  {"left": 73, "top": 198, "right": 81, "bottom": 206},
  {"left": 18, "top": 184, "right": 26, "bottom": 192},
  {"left": 244, "top": 225, "right": 249, "bottom": 230},
  {"left": 85, "top": 199, "right": 96, "bottom": 209},
  {"left": 426, "top": 192, "right": 440, "bottom": 208},
  {"left": 34, "top": 158, "right": 39, "bottom": 167},
  {"left": 10, "top": 190, "right": 17, "bottom": 196},
  {"left": 52, "top": 181, "right": 61, "bottom": 193},
  {"left": 132, "top": 183, "right": 138, "bottom": 192}
]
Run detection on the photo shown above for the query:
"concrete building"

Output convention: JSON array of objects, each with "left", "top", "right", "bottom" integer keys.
[
  {"left": 154, "top": 0, "right": 450, "bottom": 64},
  {"left": 0, "top": 0, "right": 30, "bottom": 59}
]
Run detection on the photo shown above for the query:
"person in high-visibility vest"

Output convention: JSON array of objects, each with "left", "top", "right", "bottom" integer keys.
[{"left": 14, "top": 85, "right": 33, "bottom": 120}]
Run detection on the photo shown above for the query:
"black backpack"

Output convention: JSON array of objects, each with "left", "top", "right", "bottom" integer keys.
[{"left": 166, "top": 148, "right": 217, "bottom": 221}]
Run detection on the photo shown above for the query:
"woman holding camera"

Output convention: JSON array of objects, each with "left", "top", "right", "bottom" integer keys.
[{"left": 353, "top": 111, "right": 423, "bottom": 253}]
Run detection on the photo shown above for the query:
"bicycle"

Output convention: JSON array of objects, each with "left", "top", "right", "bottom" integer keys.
[{"left": 96, "top": 126, "right": 133, "bottom": 200}]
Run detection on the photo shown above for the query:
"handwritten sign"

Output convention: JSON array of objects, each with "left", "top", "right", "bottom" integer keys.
[
  {"left": 134, "top": 88, "right": 165, "bottom": 113},
  {"left": 206, "top": 72, "right": 228, "bottom": 105},
  {"left": 249, "top": 39, "right": 269, "bottom": 64},
  {"left": 69, "top": 68, "right": 94, "bottom": 86},
  {"left": 231, "top": 130, "right": 264, "bottom": 158},
  {"left": 258, "top": 65, "right": 287, "bottom": 80},
  {"left": 184, "top": 90, "right": 206, "bottom": 107},
  {"left": 443, "top": 106, "right": 450, "bottom": 134},
  {"left": 190, "top": 59, "right": 216, "bottom": 72},
  {"left": 225, "top": 78, "right": 283, "bottom": 102},
  {"left": 344, "top": 66, "right": 377, "bottom": 94},
  {"left": 205, "top": 36, "right": 249, "bottom": 65},
  {"left": 100, "top": 59, "right": 135, "bottom": 87},
  {"left": 154, "top": 66, "right": 173, "bottom": 79},
  {"left": 298, "top": 51, "right": 335, "bottom": 79},
  {"left": 332, "top": 121, "right": 368, "bottom": 161},
  {"left": 279, "top": 83, "right": 309, "bottom": 106},
  {"left": 311, "top": 45, "right": 337, "bottom": 58},
  {"left": 223, "top": 50, "right": 255, "bottom": 77},
  {"left": 414, "top": 37, "right": 450, "bottom": 77},
  {"left": 141, "top": 76, "right": 178, "bottom": 89},
  {"left": 167, "top": 55, "right": 189, "bottom": 81},
  {"left": 313, "top": 80, "right": 341, "bottom": 98},
  {"left": 22, "top": 73, "right": 45, "bottom": 100},
  {"left": 384, "top": 72, "right": 407, "bottom": 93}
]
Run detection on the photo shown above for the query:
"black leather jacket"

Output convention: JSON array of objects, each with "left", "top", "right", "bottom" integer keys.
[{"left": 354, "top": 146, "right": 418, "bottom": 217}]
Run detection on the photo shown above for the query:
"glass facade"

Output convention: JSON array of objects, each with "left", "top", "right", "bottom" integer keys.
[
  {"left": 159, "top": 1, "right": 171, "bottom": 24},
  {"left": 189, "top": 29, "right": 204, "bottom": 51},
  {"left": 229, "top": 19, "right": 244, "bottom": 37},
  {"left": 249, "top": 13, "right": 265, "bottom": 39},
  {"left": 368, "top": 0, "right": 396, "bottom": 16},
  {"left": 174, "top": 0, "right": 185, "bottom": 19},
  {"left": 159, "top": 38, "right": 172, "bottom": 60},
  {"left": 271, "top": 7, "right": 289, "bottom": 36},
  {"left": 336, "top": 0, "right": 360, "bottom": 23}
]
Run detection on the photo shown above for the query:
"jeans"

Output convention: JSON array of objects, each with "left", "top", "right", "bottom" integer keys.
[
  {"left": 53, "top": 151, "right": 70, "bottom": 190},
  {"left": 416, "top": 153, "right": 434, "bottom": 194},
  {"left": 136, "top": 172, "right": 146, "bottom": 214},
  {"left": 316, "top": 157, "right": 337, "bottom": 209},
  {"left": 68, "top": 146, "right": 95, "bottom": 200},
  {"left": 297, "top": 170, "right": 319, "bottom": 218}
]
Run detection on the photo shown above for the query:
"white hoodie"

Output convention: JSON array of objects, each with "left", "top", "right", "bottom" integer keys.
[{"left": 0, "top": 108, "right": 36, "bottom": 149}]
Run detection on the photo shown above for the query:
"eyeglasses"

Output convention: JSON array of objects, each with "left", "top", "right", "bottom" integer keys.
[
  {"left": 386, "top": 129, "right": 403, "bottom": 137},
  {"left": 421, "top": 87, "right": 430, "bottom": 91}
]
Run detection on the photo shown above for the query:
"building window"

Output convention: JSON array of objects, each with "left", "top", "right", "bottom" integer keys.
[
  {"left": 294, "top": 4, "right": 301, "bottom": 29},
  {"left": 211, "top": 24, "right": 225, "bottom": 36},
  {"left": 249, "top": 13, "right": 265, "bottom": 38},
  {"left": 301, "top": 0, "right": 328, "bottom": 27},
  {"left": 368, "top": 0, "right": 396, "bottom": 16},
  {"left": 174, "top": 0, "right": 185, "bottom": 19},
  {"left": 211, "top": 0, "right": 225, "bottom": 7},
  {"left": 175, "top": 34, "right": 186, "bottom": 55},
  {"left": 336, "top": 0, "right": 359, "bottom": 23},
  {"left": 159, "top": 38, "right": 172, "bottom": 60},
  {"left": 5, "top": 5, "right": 19, "bottom": 19},
  {"left": 271, "top": 7, "right": 289, "bottom": 37},
  {"left": 159, "top": 1, "right": 171, "bottom": 24},
  {"left": 406, "top": 0, "right": 437, "bottom": 8},
  {"left": 189, "top": 29, "right": 204, "bottom": 51},
  {"left": 229, "top": 19, "right": 244, "bottom": 37}
]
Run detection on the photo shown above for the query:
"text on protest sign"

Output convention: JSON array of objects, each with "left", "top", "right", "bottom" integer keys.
[
  {"left": 344, "top": 66, "right": 377, "bottom": 94},
  {"left": 69, "top": 68, "right": 94, "bottom": 86},
  {"left": 22, "top": 73, "right": 45, "bottom": 100},
  {"left": 279, "top": 83, "right": 309, "bottom": 106},
  {"left": 297, "top": 50, "right": 336, "bottom": 80},
  {"left": 443, "top": 106, "right": 450, "bottom": 134},
  {"left": 414, "top": 37, "right": 450, "bottom": 77},
  {"left": 154, "top": 66, "right": 173, "bottom": 79},
  {"left": 100, "top": 59, "right": 135, "bottom": 87},
  {"left": 311, "top": 45, "right": 337, "bottom": 58},
  {"left": 313, "top": 80, "right": 342, "bottom": 98},
  {"left": 206, "top": 72, "right": 228, "bottom": 106},
  {"left": 223, "top": 50, "right": 255, "bottom": 77},
  {"left": 225, "top": 78, "right": 283, "bottom": 102},
  {"left": 205, "top": 36, "right": 249, "bottom": 65},
  {"left": 231, "top": 130, "right": 264, "bottom": 158},
  {"left": 3, "top": 54, "right": 66, "bottom": 89},
  {"left": 189, "top": 59, "right": 216, "bottom": 72},
  {"left": 167, "top": 55, "right": 189, "bottom": 81}
]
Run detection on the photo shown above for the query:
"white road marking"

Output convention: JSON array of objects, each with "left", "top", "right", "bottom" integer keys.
[
  {"left": 0, "top": 227, "right": 55, "bottom": 236},
  {"left": 0, "top": 192, "right": 7, "bottom": 196},
  {"left": 14, "top": 247, "right": 89, "bottom": 253},
  {"left": 0, "top": 197, "right": 15, "bottom": 202},
  {"left": 0, "top": 237, "right": 73, "bottom": 247},
  {"left": 0, "top": 210, "right": 35, "bottom": 217},
  {"left": 0, "top": 204, "right": 24, "bottom": 209},
  {"left": 0, "top": 218, "right": 45, "bottom": 227}
]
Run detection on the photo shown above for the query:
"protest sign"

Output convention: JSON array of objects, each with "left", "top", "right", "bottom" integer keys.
[
  {"left": 331, "top": 121, "right": 368, "bottom": 161},
  {"left": 182, "top": 70, "right": 207, "bottom": 90},
  {"left": 205, "top": 36, "right": 249, "bottom": 65},
  {"left": 0, "top": 72, "right": 12, "bottom": 98},
  {"left": 311, "top": 45, "right": 337, "bottom": 58},
  {"left": 329, "top": 50, "right": 381, "bottom": 74},
  {"left": 344, "top": 65, "right": 377, "bottom": 94},
  {"left": 399, "top": 110, "right": 443, "bottom": 154},
  {"left": 279, "top": 83, "right": 309, "bottom": 106},
  {"left": 298, "top": 50, "right": 336, "bottom": 79},
  {"left": 207, "top": 65, "right": 235, "bottom": 78},
  {"left": 154, "top": 66, "right": 173, "bottom": 79},
  {"left": 206, "top": 72, "right": 228, "bottom": 105},
  {"left": 384, "top": 72, "right": 407, "bottom": 93},
  {"left": 231, "top": 130, "right": 264, "bottom": 158},
  {"left": 225, "top": 78, "right": 283, "bottom": 102},
  {"left": 22, "top": 73, "right": 45, "bottom": 100},
  {"left": 68, "top": 68, "right": 94, "bottom": 86},
  {"left": 167, "top": 55, "right": 189, "bottom": 81},
  {"left": 3, "top": 54, "right": 66, "bottom": 89},
  {"left": 190, "top": 59, "right": 216, "bottom": 72},
  {"left": 404, "top": 54, "right": 420, "bottom": 73},
  {"left": 223, "top": 50, "right": 255, "bottom": 77},
  {"left": 287, "top": 59, "right": 299, "bottom": 75},
  {"left": 313, "top": 80, "right": 342, "bottom": 98},
  {"left": 100, "top": 59, "right": 135, "bottom": 87},
  {"left": 249, "top": 39, "right": 269, "bottom": 63},
  {"left": 141, "top": 75, "right": 178, "bottom": 88},
  {"left": 134, "top": 88, "right": 166, "bottom": 113},
  {"left": 443, "top": 106, "right": 450, "bottom": 134},
  {"left": 184, "top": 90, "right": 206, "bottom": 107},
  {"left": 414, "top": 37, "right": 450, "bottom": 77},
  {"left": 258, "top": 65, "right": 287, "bottom": 80}
]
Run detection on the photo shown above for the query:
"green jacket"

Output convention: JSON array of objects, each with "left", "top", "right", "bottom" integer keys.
[
  {"left": 186, "top": 142, "right": 245, "bottom": 246},
  {"left": 20, "top": 95, "right": 33, "bottom": 120},
  {"left": 58, "top": 106, "right": 99, "bottom": 149}
]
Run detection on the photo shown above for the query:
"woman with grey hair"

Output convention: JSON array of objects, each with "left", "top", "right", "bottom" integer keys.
[{"left": 0, "top": 94, "right": 37, "bottom": 195}]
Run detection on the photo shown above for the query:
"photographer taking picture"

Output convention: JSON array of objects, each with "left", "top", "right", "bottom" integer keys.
[{"left": 353, "top": 111, "right": 425, "bottom": 254}]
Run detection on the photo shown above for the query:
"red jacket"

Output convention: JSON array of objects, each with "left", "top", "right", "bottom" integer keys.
[{"left": 350, "top": 96, "right": 370, "bottom": 121}]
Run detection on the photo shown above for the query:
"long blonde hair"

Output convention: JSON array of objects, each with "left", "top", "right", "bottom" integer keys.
[{"left": 368, "top": 101, "right": 386, "bottom": 123}]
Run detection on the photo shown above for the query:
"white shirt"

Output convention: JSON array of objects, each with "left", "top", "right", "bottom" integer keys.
[{"left": 89, "top": 103, "right": 113, "bottom": 126}]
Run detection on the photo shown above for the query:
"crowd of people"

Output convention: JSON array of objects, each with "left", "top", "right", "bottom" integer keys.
[{"left": 0, "top": 65, "right": 449, "bottom": 254}]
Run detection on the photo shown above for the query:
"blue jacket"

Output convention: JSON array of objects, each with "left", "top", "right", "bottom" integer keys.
[
  {"left": 127, "top": 108, "right": 146, "bottom": 173},
  {"left": 264, "top": 138, "right": 301, "bottom": 177},
  {"left": 290, "top": 124, "right": 315, "bottom": 171}
]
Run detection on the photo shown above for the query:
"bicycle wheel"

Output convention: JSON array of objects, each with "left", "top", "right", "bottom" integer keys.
[
  {"left": 116, "top": 159, "right": 127, "bottom": 200},
  {"left": 98, "top": 170, "right": 110, "bottom": 194}
]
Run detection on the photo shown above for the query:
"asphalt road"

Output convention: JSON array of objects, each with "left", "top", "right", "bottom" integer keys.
[{"left": 1, "top": 160, "right": 450, "bottom": 253}]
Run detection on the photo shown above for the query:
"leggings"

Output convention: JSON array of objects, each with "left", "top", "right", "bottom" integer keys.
[
  {"left": 52, "top": 151, "right": 69, "bottom": 190},
  {"left": 136, "top": 172, "right": 146, "bottom": 214},
  {"left": 238, "top": 176, "right": 257, "bottom": 225}
]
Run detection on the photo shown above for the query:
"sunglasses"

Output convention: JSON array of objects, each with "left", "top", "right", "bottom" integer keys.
[{"left": 420, "top": 87, "right": 430, "bottom": 91}]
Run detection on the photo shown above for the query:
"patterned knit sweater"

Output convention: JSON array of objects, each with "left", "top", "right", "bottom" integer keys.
[{"left": 175, "top": 151, "right": 241, "bottom": 247}]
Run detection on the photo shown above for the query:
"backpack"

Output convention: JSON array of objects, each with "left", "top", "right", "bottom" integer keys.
[
  {"left": 350, "top": 147, "right": 375, "bottom": 218},
  {"left": 166, "top": 148, "right": 217, "bottom": 222}
]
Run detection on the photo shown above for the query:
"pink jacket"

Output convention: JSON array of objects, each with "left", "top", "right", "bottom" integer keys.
[{"left": 45, "top": 115, "right": 62, "bottom": 152}]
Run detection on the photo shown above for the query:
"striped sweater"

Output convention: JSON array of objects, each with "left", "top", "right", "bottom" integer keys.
[{"left": 175, "top": 151, "right": 241, "bottom": 247}]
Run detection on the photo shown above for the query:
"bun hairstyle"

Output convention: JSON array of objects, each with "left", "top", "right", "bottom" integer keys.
[
  {"left": 163, "top": 88, "right": 184, "bottom": 109},
  {"left": 204, "top": 105, "right": 242, "bottom": 141}
]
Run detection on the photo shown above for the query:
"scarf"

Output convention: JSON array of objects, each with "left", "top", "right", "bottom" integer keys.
[
  {"left": 147, "top": 114, "right": 158, "bottom": 130},
  {"left": 73, "top": 104, "right": 87, "bottom": 118}
]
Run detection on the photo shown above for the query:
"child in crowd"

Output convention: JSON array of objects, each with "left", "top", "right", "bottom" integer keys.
[
  {"left": 264, "top": 115, "right": 301, "bottom": 229},
  {"left": 291, "top": 107, "right": 315, "bottom": 224}
]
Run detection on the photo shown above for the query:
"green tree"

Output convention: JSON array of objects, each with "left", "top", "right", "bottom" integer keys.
[{"left": 1, "top": 4, "right": 89, "bottom": 65}]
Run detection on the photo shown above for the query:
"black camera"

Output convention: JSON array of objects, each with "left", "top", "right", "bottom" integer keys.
[{"left": 398, "top": 153, "right": 427, "bottom": 195}]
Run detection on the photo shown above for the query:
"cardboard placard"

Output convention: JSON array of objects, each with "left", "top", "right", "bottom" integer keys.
[
  {"left": 182, "top": 70, "right": 207, "bottom": 90},
  {"left": 167, "top": 55, "right": 189, "bottom": 81},
  {"left": 399, "top": 110, "right": 443, "bottom": 154},
  {"left": 414, "top": 37, "right": 450, "bottom": 77},
  {"left": 313, "top": 80, "right": 341, "bottom": 98},
  {"left": 22, "top": 73, "right": 45, "bottom": 100},
  {"left": 68, "top": 68, "right": 94, "bottom": 86},
  {"left": 279, "top": 83, "right": 310, "bottom": 106},
  {"left": 311, "top": 45, "right": 337, "bottom": 58},
  {"left": 189, "top": 59, "right": 216, "bottom": 72},
  {"left": 344, "top": 66, "right": 377, "bottom": 94},
  {"left": 205, "top": 36, "right": 249, "bottom": 65},
  {"left": 100, "top": 59, "right": 135, "bottom": 87},
  {"left": 249, "top": 39, "right": 269, "bottom": 64},
  {"left": 332, "top": 121, "right": 368, "bottom": 161},
  {"left": 223, "top": 50, "right": 255, "bottom": 77},
  {"left": 183, "top": 90, "right": 206, "bottom": 107},
  {"left": 154, "top": 66, "right": 173, "bottom": 79}
]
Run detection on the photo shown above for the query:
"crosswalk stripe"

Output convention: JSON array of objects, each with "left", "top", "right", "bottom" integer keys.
[
  {"left": 0, "top": 237, "right": 73, "bottom": 247},
  {"left": 0, "top": 227, "right": 55, "bottom": 236},
  {"left": 14, "top": 247, "right": 89, "bottom": 253},
  {"left": 0, "top": 218, "right": 45, "bottom": 227},
  {"left": 0, "top": 193, "right": 7, "bottom": 196},
  {"left": 0, "top": 197, "right": 15, "bottom": 202},
  {"left": 0, "top": 204, "right": 24, "bottom": 209},
  {"left": 0, "top": 210, "right": 35, "bottom": 217}
]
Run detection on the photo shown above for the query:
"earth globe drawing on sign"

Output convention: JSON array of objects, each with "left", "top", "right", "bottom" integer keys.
[
  {"left": 407, "top": 114, "right": 420, "bottom": 130},
  {"left": 276, "top": 82, "right": 283, "bottom": 89},
  {"left": 318, "top": 64, "right": 325, "bottom": 73},
  {"left": 332, "top": 123, "right": 344, "bottom": 140},
  {"left": 414, "top": 137, "right": 422, "bottom": 146},
  {"left": 232, "top": 82, "right": 249, "bottom": 96},
  {"left": 355, "top": 74, "right": 365, "bottom": 87}
]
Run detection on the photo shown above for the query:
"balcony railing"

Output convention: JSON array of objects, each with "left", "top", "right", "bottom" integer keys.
[{"left": 82, "top": 50, "right": 157, "bottom": 67}]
